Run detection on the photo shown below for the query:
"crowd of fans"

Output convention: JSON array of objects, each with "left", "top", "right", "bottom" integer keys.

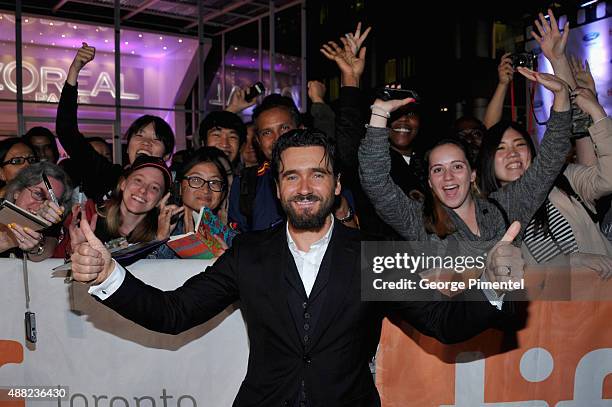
[{"left": 0, "top": 12, "right": 610, "bottom": 279}]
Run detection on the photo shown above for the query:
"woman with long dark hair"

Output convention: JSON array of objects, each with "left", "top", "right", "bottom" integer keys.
[
  {"left": 478, "top": 79, "right": 612, "bottom": 278},
  {"left": 359, "top": 70, "right": 571, "bottom": 252},
  {"left": 151, "top": 147, "right": 233, "bottom": 259}
]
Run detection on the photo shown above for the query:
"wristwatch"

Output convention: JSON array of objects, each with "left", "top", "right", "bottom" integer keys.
[
  {"left": 336, "top": 207, "right": 354, "bottom": 223},
  {"left": 27, "top": 237, "right": 46, "bottom": 256}
]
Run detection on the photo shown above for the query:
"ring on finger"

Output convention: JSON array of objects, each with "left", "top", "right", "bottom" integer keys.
[{"left": 498, "top": 265, "right": 511, "bottom": 276}]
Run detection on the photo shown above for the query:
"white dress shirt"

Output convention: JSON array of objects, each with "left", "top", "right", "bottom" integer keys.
[{"left": 286, "top": 216, "right": 334, "bottom": 297}]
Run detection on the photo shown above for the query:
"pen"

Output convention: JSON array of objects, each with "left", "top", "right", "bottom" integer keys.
[{"left": 42, "top": 172, "right": 60, "bottom": 206}]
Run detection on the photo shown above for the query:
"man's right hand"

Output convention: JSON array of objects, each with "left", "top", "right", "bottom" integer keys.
[
  {"left": 71, "top": 216, "right": 113, "bottom": 285},
  {"left": 67, "top": 42, "right": 95, "bottom": 85}
]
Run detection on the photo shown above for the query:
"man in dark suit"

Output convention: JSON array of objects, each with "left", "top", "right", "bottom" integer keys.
[{"left": 70, "top": 128, "right": 524, "bottom": 406}]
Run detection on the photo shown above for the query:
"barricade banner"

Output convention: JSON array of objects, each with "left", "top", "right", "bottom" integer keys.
[
  {"left": 0, "top": 259, "right": 249, "bottom": 407},
  {"left": 376, "top": 297, "right": 612, "bottom": 406}
]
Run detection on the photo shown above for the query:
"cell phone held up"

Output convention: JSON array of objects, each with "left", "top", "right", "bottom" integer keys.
[
  {"left": 245, "top": 82, "right": 265, "bottom": 102},
  {"left": 376, "top": 87, "right": 420, "bottom": 103}
]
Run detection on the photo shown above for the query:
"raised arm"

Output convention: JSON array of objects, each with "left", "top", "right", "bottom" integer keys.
[
  {"left": 483, "top": 53, "right": 514, "bottom": 129},
  {"left": 358, "top": 94, "right": 427, "bottom": 240},
  {"left": 71, "top": 217, "right": 239, "bottom": 335},
  {"left": 570, "top": 56, "right": 599, "bottom": 165},
  {"left": 564, "top": 88, "right": 612, "bottom": 204},
  {"left": 308, "top": 80, "right": 336, "bottom": 140},
  {"left": 57, "top": 43, "right": 122, "bottom": 201},
  {"left": 491, "top": 68, "right": 572, "bottom": 231},
  {"left": 320, "top": 22, "right": 370, "bottom": 173},
  {"left": 532, "top": 9, "right": 576, "bottom": 89}
]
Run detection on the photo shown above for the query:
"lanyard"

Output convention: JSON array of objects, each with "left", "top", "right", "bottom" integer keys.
[{"left": 22, "top": 255, "right": 37, "bottom": 343}]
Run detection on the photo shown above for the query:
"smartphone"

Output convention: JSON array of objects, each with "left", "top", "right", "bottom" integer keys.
[
  {"left": 25, "top": 311, "right": 37, "bottom": 343},
  {"left": 167, "top": 181, "right": 183, "bottom": 225},
  {"left": 245, "top": 82, "right": 265, "bottom": 102},
  {"left": 377, "top": 87, "right": 420, "bottom": 103}
]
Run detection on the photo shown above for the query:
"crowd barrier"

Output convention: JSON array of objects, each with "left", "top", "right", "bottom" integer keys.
[{"left": 1, "top": 259, "right": 610, "bottom": 406}]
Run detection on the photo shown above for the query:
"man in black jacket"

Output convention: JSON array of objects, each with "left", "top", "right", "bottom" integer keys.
[{"left": 70, "top": 129, "right": 523, "bottom": 406}]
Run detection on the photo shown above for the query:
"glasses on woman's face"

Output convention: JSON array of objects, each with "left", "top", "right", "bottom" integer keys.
[
  {"left": 183, "top": 176, "right": 225, "bottom": 192},
  {"left": 25, "top": 187, "right": 48, "bottom": 202},
  {"left": 1, "top": 156, "right": 38, "bottom": 167}
]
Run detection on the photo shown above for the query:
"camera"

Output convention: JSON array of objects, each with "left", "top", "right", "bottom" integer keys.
[
  {"left": 510, "top": 52, "right": 537, "bottom": 70},
  {"left": 245, "top": 82, "right": 265, "bottom": 102},
  {"left": 376, "top": 87, "right": 420, "bottom": 103}
]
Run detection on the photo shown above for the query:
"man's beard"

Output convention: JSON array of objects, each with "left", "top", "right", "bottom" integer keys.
[{"left": 282, "top": 193, "right": 334, "bottom": 230}]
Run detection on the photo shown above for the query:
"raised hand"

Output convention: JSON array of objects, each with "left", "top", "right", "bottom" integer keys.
[
  {"left": 71, "top": 216, "right": 113, "bottom": 285},
  {"left": 307, "top": 80, "right": 326, "bottom": 104},
  {"left": 226, "top": 86, "right": 257, "bottom": 114},
  {"left": 531, "top": 9, "right": 569, "bottom": 63},
  {"left": 572, "top": 87, "right": 606, "bottom": 121},
  {"left": 485, "top": 221, "right": 524, "bottom": 293},
  {"left": 67, "top": 42, "right": 95, "bottom": 86},
  {"left": 344, "top": 22, "right": 371, "bottom": 55},
  {"left": 368, "top": 85, "right": 416, "bottom": 127},
  {"left": 156, "top": 192, "right": 184, "bottom": 240},
  {"left": 71, "top": 42, "right": 95, "bottom": 72},
  {"left": 517, "top": 67, "right": 570, "bottom": 111},
  {"left": 498, "top": 52, "right": 515, "bottom": 86},
  {"left": 570, "top": 56, "right": 597, "bottom": 94},
  {"left": 320, "top": 22, "right": 371, "bottom": 87}
]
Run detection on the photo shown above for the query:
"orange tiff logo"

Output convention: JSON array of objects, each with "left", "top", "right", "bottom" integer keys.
[{"left": 0, "top": 340, "right": 24, "bottom": 407}]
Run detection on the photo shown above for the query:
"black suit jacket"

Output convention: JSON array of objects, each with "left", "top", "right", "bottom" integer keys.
[{"left": 102, "top": 221, "right": 511, "bottom": 406}]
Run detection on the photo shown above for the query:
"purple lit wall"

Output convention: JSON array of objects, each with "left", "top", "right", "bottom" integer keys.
[
  {"left": 0, "top": 13, "right": 198, "bottom": 138},
  {"left": 526, "top": 17, "right": 611, "bottom": 141},
  {"left": 206, "top": 45, "right": 302, "bottom": 119}
]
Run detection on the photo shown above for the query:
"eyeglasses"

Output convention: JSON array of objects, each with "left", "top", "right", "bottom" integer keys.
[
  {"left": 26, "top": 187, "right": 48, "bottom": 202},
  {"left": 1, "top": 156, "right": 38, "bottom": 167},
  {"left": 183, "top": 176, "right": 225, "bottom": 192}
]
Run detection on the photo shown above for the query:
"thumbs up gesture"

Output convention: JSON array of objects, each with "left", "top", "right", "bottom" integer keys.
[
  {"left": 71, "top": 217, "right": 113, "bottom": 285},
  {"left": 485, "top": 221, "right": 525, "bottom": 293}
]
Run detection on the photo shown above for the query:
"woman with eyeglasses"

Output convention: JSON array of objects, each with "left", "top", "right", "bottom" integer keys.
[
  {"left": 0, "top": 138, "right": 38, "bottom": 198},
  {"left": 151, "top": 147, "right": 233, "bottom": 259},
  {"left": 1, "top": 162, "right": 72, "bottom": 260}
]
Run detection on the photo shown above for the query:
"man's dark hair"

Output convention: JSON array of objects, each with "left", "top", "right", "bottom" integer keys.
[
  {"left": 270, "top": 128, "right": 338, "bottom": 181},
  {"left": 253, "top": 94, "right": 302, "bottom": 129},
  {"left": 23, "top": 126, "right": 60, "bottom": 162},
  {"left": 198, "top": 110, "right": 247, "bottom": 148},
  {"left": 125, "top": 115, "right": 175, "bottom": 160}
]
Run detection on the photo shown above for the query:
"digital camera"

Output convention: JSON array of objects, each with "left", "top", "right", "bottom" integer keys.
[{"left": 510, "top": 52, "right": 537, "bottom": 70}]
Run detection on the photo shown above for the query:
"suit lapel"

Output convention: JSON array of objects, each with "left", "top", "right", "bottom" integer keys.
[
  {"left": 261, "top": 226, "right": 303, "bottom": 351},
  {"left": 307, "top": 222, "right": 358, "bottom": 349}
]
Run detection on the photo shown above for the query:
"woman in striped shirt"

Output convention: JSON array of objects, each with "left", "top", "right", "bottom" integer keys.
[{"left": 478, "top": 79, "right": 612, "bottom": 279}]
